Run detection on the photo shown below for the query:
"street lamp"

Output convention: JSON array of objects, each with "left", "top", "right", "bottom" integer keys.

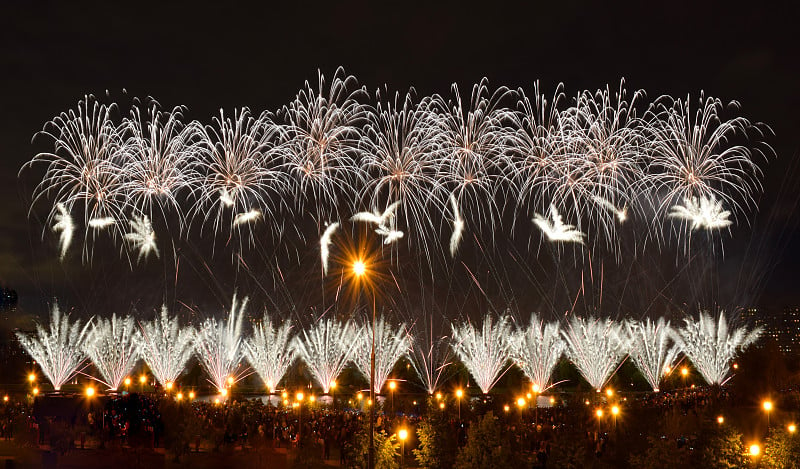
[
  {"left": 717, "top": 415, "right": 725, "bottom": 425},
  {"left": 749, "top": 444, "right": 760, "bottom": 457},
  {"left": 532, "top": 384, "right": 540, "bottom": 425},
  {"left": 763, "top": 400, "right": 773, "bottom": 427},
  {"left": 297, "top": 392, "right": 305, "bottom": 446},
  {"left": 517, "top": 397, "right": 526, "bottom": 421},
  {"left": 330, "top": 381, "right": 337, "bottom": 410},
  {"left": 398, "top": 428, "right": 408, "bottom": 468},
  {"left": 86, "top": 386, "right": 95, "bottom": 397},
  {"left": 139, "top": 374, "right": 147, "bottom": 392},
  {"left": 611, "top": 405, "right": 619, "bottom": 431},
  {"left": 28, "top": 373, "right": 36, "bottom": 384},
  {"left": 124, "top": 377, "right": 131, "bottom": 388}
]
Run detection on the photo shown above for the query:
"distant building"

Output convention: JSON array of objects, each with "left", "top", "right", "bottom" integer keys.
[{"left": 741, "top": 307, "right": 800, "bottom": 355}]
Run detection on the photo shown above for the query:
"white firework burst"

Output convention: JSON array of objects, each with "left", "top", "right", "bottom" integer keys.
[
  {"left": 136, "top": 306, "right": 195, "bottom": 386},
  {"left": 88, "top": 217, "right": 116, "bottom": 229},
  {"left": 84, "top": 314, "right": 140, "bottom": 391},
  {"left": 232, "top": 208, "right": 262, "bottom": 227},
  {"left": 508, "top": 314, "right": 566, "bottom": 392},
  {"left": 291, "top": 318, "right": 357, "bottom": 393},
  {"left": 193, "top": 295, "right": 251, "bottom": 392},
  {"left": 562, "top": 316, "right": 629, "bottom": 391},
  {"left": 244, "top": 314, "right": 296, "bottom": 392},
  {"left": 319, "top": 222, "right": 339, "bottom": 275},
  {"left": 669, "top": 195, "right": 732, "bottom": 230},
  {"left": 670, "top": 311, "right": 760, "bottom": 386},
  {"left": 450, "top": 315, "right": 512, "bottom": 394},
  {"left": 351, "top": 201, "right": 402, "bottom": 227},
  {"left": 51, "top": 203, "right": 74, "bottom": 260},
  {"left": 351, "top": 317, "right": 412, "bottom": 394},
  {"left": 625, "top": 318, "right": 681, "bottom": 392},
  {"left": 533, "top": 204, "right": 586, "bottom": 244},
  {"left": 125, "top": 215, "right": 159, "bottom": 261},
  {"left": 16, "top": 304, "right": 93, "bottom": 391},
  {"left": 449, "top": 193, "right": 465, "bottom": 257}
]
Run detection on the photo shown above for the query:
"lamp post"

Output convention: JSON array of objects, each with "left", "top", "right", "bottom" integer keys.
[
  {"left": 297, "top": 392, "right": 304, "bottom": 447},
  {"left": 763, "top": 400, "right": 773, "bottom": 428},
  {"left": 352, "top": 259, "right": 376, "bottom": 469},
  {"left": 398, "top": 428, "right": 408, "bottom": 468},
  {"left": 331, "top": 381, "right": 337, "bottom": 411},
  {"left": 455, "top": 389, "right": 463, "bottom": 421},
  {"left": 532, "top": 384, "right": 540, "bottom": 425},
  {"left": 388, "top": 380, "right": 396, "bottom": 415}
]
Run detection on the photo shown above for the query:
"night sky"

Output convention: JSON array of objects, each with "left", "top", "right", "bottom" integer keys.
[{"left": 1, "top": 0, "right": 799, "bottom": 318}]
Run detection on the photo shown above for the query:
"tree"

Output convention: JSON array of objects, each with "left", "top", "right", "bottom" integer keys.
[
  {"left": 700, "top": 425, "right": 748, "bottom": 469},
  {"left": 455, "top": 412, "right": 515, "bottom": 469},
  {"left": 346, "top": 419, "right": 399, "bottom": 469},
  {"left": 549, "top": 431, "right": 588, "bottom": 469},
  {"left": 761, "top": 427, "right": 800, "bottom": 469},
  {"left": 629, "top": 436, "right": 692, "bottom": 469},
  {"left": 414, "top": 409, "right": 457, "bottom": 469}
]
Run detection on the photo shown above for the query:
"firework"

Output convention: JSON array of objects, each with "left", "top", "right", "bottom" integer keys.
[
  {"left": 669, "top": 195, "right": 732, "bottom": 231},
  {"left": 319, "top": 222, "right": 340, "bottom": 275},
  {"left": 448, "top": 194, "right": 465, "bottom": 257},
  {"left": 232, "top": 208, "right": 262, "bottom": 227},
  {"left": 533, "top": 204, "right": 586, "bottom": 244},
  {"left": 51, "top": 203, "right": 74, "bottom": 260},
  {"left": 450, "top": 315, "right": 512, "bottom": 394},
  {"left": 16, "top": 304, "right": 93, "bottom": 391},
  {"left": 193, "top": 295, "right": 250, "bottom": 392},
  {"left": 408, "top": 324, "right": 453, "bottom": 395},
  {"left": 244, "top": 314, "right": 296, "bottom": 392},
  {"left": 84, "top": 314, "right": 140, "bottom": 391},
  {"left": 351, "top": 201, "right": 402, "bottom": 227},
  {"left": 88, "top": 217, "right": 116, "bottom": 229},
  {"left": 375, "top": 225, "right": 404, "bottom": 245},
  {"left": 508, "top": 314, "right": 565, "bottom": 392},
  {"left": 625, "top": 318, "right": 681, "bottom": 392},
  {"left": 670, "top": 311, "right": 760, "bottom": 386},
  {"left": 562, "top": 317, "right": 629, "bottom": 391},
  {"left": 125, "top": 215, "right": 159, "bottom": 261},
  {"left": 351, "top": 317, "right": 411, "bottom": 394},
  {"left": 136, "top": 306, "right": 195, "bottom": 386},
  {"left": 292, "top": 318, "right": 357, "bottom": 393}
]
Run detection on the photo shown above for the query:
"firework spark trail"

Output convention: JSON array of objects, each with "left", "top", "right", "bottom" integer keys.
[
  {"left": 15, "top": 305, "right": 93, "bottom": 391},
  {"left": 291, "top": 318, "right": 357, "bottom": 393},
  {"left": 351, "top": 316, "right": 411, "bottom": 394},
  {"left": 562, "top": 316, "right": 629, "bottom": 391},
  {"left": 508, "top": 314, "right": 566, "bottom": 392},
  {"left": 52, "top": 203, "right": 74, "bottom": 260},
  {"left": 193, "top": 295, "right": 251, "bottom": 392},
  {"left": 84, "top": 314, "right": 140, "bottom": 391},
  {"left": 244, "top": 314, "right": 296, "bottom": 391},
  {"left": 351, "top": 201, "right": 401, "bottom": 226},
  {"left": 136, "top": 306, "right": 195, "bottom": 386},
  {"left": 625, "top": 317, "right": 681, "bottom": 392},
  {"left": 450, "top": 314, "right": 512, "bottom": 394},
  {"left": 670, "top": 311, "right": 760, "bottom": 385}
]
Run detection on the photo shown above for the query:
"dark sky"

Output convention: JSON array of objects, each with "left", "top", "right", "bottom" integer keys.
[{"left": 1, "top": 0, "right": 799, "bottom": 316}]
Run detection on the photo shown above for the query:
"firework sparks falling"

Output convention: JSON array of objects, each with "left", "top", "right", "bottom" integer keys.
[
  {"left": 84, "top": 314, "right": 140, "bottom": 391},
  {"left": 450, "top": 315, "right": 512, "bottom": 394},
  {"left": 291, "top": 318, "right": 357, "bottom": 394},
  {"left": 670, "top": 311, "right": 760, "bottom": 386},
  {"left": 625, "top": 318, "right": 681, "bottom": 392},
  {"left": 562, "top": 316, "right": 629, "bottom": 391},
  {"left": 449, "top": 194, "right": 465, "bottom": 257},
  {"left": 136, "top": 306, "right": 195, "bottom": 386},
  {"left": 244, "top": 314, "right": 296, "bottom": 391},
  {"left": 669, "top": 195, "right": 733, "bottom": 230},
  {"left": 351, "top": 316, "right": 411, "bottom": 394},
  {"left": 193, "top": 295, "right": 250, "bottom": 392},
  {"left": 508, "top": 314, "right": 566, "bottom": 392},
  {"left": 16, "top": 305, "right": 93, "bottom": 391}
]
